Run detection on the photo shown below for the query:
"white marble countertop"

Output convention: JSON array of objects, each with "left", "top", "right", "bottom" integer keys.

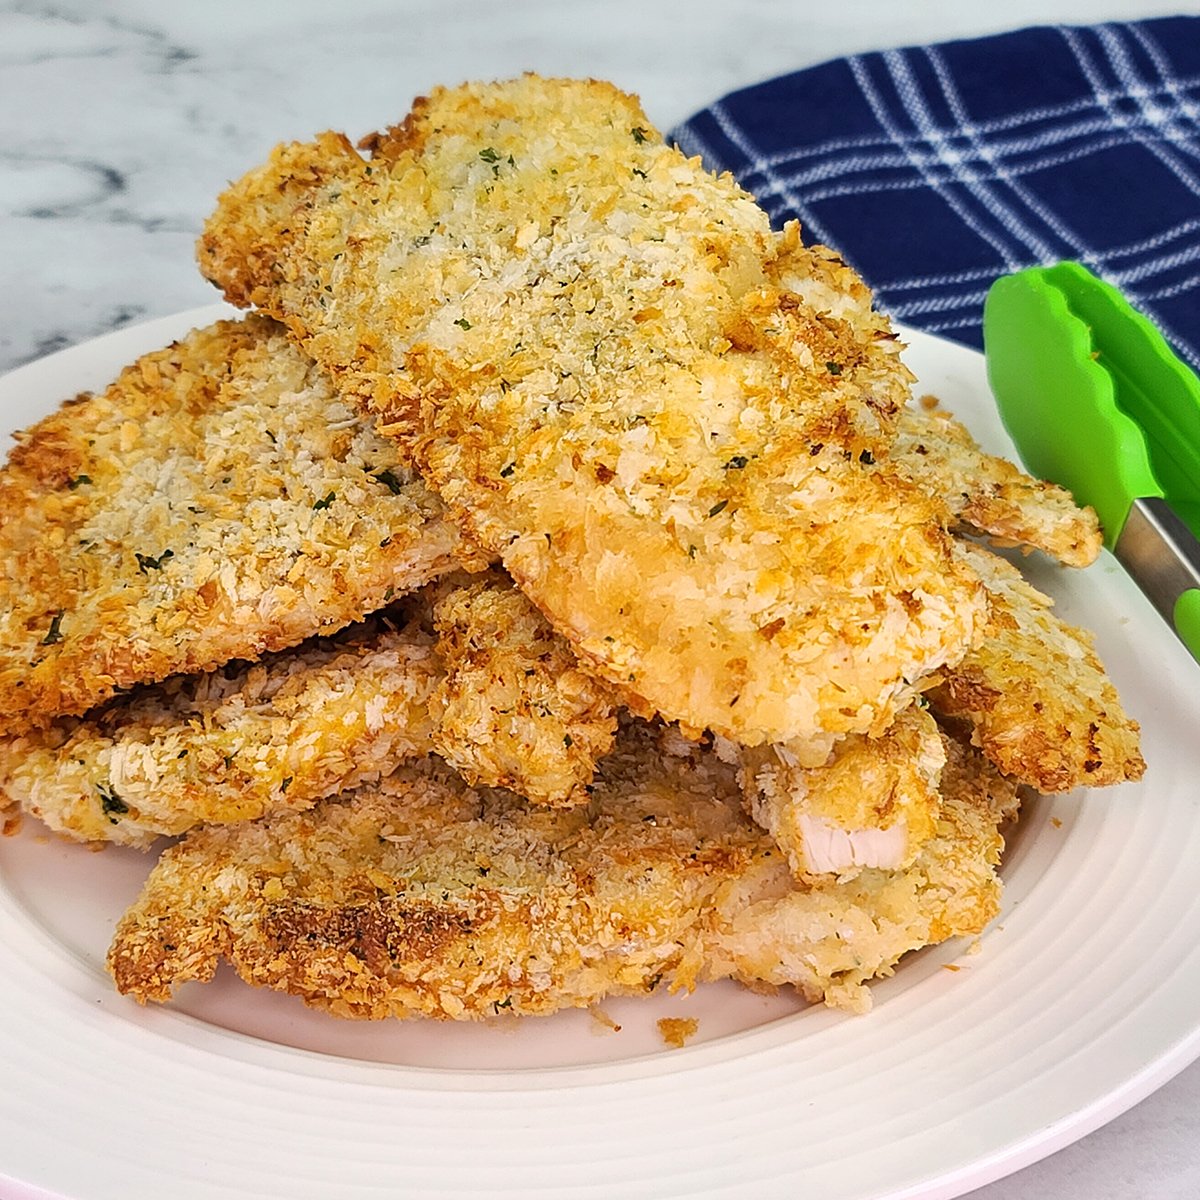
[{"left": 2, "top": 2, "right": 1199, "bottom": 1197}]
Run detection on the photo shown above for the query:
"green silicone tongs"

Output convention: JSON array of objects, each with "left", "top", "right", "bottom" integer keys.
[{"left": 983, "top": 261, "right": 1200, "bottom": 663}]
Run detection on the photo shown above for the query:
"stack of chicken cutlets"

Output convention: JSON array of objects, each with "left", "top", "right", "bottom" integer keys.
[{"left": 0, "top": 77, "right": 1143, "bottom": 1020}]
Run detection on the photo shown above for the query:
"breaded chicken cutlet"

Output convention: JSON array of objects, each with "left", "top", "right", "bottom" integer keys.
[
  {"left": 0, "top": 616, "right": 441, "bottom": 846},
  {"left": 738, "top": 540, "right": 1143, "bottom": 881},
  {"left": 428, "top": 569, "right": 617, "bottom": 806},
  {"left": 0, "top": 315, "right": 482, "bottom": 734},
  {"left": 929, "top": 542, "right": 1145, "bottom": 793},
  {"left": 0, "top": 573, "right": 617, "bottom": 846},
  {"left": 198, "top": 75, "right": 986, "bottom": 762},
  {"left": 108, "top": 721, "right": 1019, "bottom": 1017},
  {"left": 892, "top": 403, "right": 1102, "bottom": 567},
  {"left": 739, "top": 704, "right": 946, "bottom": 880},
  {"left": 725, "top": 416, "right": 1121, "bottom": 883},
  {"left": 738, "top": 545, "right": 1142, "bottom": 881}
]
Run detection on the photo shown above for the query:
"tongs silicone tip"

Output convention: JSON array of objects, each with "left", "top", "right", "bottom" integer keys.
[{"left": 984, "top": 262, "right": 1200, "bottom": 662}]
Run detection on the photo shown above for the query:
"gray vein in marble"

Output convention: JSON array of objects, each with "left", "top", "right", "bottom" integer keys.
[
  {"left": 6, "top": 1, "right": 200, "bottom": 74},
  {"left": 17, "top": 303, "right": 146, "bottom": 368},
  {"left": 3, "top": 152, "right": 125, "bottom": 216}
]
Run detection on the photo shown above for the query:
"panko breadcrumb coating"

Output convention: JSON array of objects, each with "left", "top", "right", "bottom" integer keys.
[
  {"left": 739, "top": 704, "right": 946, "bottom": 880},
  {"left": 429, "top": 570, "right": 617, "bottom": 806},
  {"left": 893, "top": 403, "right": 1102, "bottom": 567},
  {"left": 0, "top": 617, "right": 441, "bottom": 847},
  {"left": 107, "top": 722, "right": 1018, "bottom": 1017},
  {"left": 197, "top": 75, "right": 985, "bottom": 760},
  {"left": 929, "top": 542, "right": 1145, "bottom": 792},
  {"left": 0, "top": 315, "right": 481, "bottom": 734},
  {"left": 0, "top": 573, "right": 616, "bottom": 845}
]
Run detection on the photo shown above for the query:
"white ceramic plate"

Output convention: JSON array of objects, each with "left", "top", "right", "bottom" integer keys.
[{"left": 1, "top": 308, "right": 1197, "bottom": 1200}]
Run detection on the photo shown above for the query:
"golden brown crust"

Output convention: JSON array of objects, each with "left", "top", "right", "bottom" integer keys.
[
  {"left": 0, "top": 315, "right": 483, "bottom": 733},
  {"left": 893, "top": 402, "right": 1102, "bottom": 567},
  {"left": 429, "top": 569, "right": 617, "bottom": 806},
  {"left": 0, "top": 615, "right": 442, "bottom": 847},
  {"left": 108, "top": 723, "right": 1015, "bottom": 1017},
  {"left": 928, "top": 543, "right": 1144, "bottom": 791},
  {"left": 0, "top": 572, "right": 616, "bottom": 843},
  {"left": 198, "top": 76, "right": 986, "bottom": 756}
]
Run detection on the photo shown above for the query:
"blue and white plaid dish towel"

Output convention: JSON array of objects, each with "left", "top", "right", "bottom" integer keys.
[{"left": 672, "top": 16, "right": 1200, "bottom": 370}]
